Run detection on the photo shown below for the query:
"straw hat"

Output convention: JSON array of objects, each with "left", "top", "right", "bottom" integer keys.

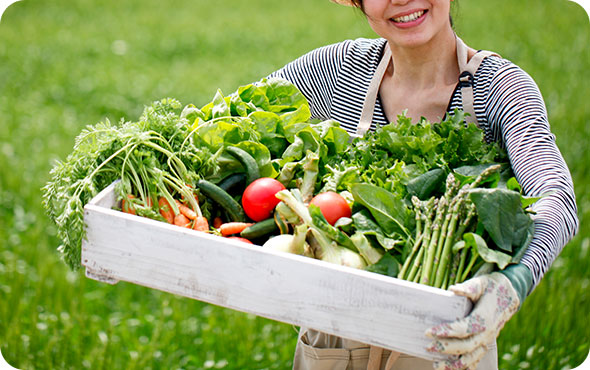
[{"left": 330, "top": 0, "right": 357, "bottom": 6}]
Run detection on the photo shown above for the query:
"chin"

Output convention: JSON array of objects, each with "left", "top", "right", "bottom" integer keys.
[{"left": 388, "top": 33, "right": 432, "bottom": 49}]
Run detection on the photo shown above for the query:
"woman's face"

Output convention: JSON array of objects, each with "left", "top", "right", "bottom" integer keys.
[{"left": 363, "top": 0, "right": 453, "bottom": 49}]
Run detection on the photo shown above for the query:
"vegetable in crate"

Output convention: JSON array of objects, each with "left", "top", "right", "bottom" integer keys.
[
  {"left": 309, "top": 191, "right": 351, "bottom": 226},
  {"left": 276, "top": 189, "right": 368, "bottom": 269},
  {"left": 396, "top": 165, "right": 535, "bottom": 289},
  {"left": 42, "top": 78, "right": 346, "bottom": 269},
  {"left": 42, "top": 99, "right": 217, "bottom": 269},
  {"left": 189, "top": 83, "right": 537, "bottom": 289},
  {"left": 309, "top": 111, "right": 536, "bottom": 287},
  {"left": 241, "top": 178, "right": 286, "bottom": 222},
  {"left": 195, "top": 78, "right": 572, "bottom": 370},
  {"left": 41, "top": 72, "right": 577, "bottom": 369}
]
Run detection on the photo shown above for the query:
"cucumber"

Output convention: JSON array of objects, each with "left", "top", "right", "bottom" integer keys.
[
  {"left": 241, "top": 218, "right": 278, "bottom": 239},
  {"left": 226, "top": 146, "right": 260, "bottom": 185},
  {"left": 196, "top": 179, "right": 246, "bottom": 222},
  {"left": 218, "top": 173, "right": 247, "bottom": 195}
]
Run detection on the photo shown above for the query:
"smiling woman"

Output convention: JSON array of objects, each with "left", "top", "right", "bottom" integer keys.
[
  {"left": 263, "top": 0, "right": 580, "bottom": 369},
  {"left": 0, "top": 0, "right": 587, "bottom": 369}
]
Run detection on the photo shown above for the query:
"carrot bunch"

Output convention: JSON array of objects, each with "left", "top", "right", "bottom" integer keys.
[
  {"left": 160, "top": 197, "right": 209, "bottom": 232},
  {"left": 122, "top": 189, "right": 209, "bottom": 232}
]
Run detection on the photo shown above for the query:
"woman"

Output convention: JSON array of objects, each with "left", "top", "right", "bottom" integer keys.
[{"left": 267, "top": 0, "right": 579, "bottom": 369}]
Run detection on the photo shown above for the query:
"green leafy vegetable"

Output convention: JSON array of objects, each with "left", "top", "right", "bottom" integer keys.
[
  {"left": 468, "top": 188, "right": 534, "bottom": 253},
  {"left": 43, "top": 99, "right": 216, "bottom": 269},
  {"left": 365, "top": 253, "right": 400, "bottom": 278},
  {"left": 406, "top": 168, "right": 446, "bottom": 200},
  {"left": 43, "top": 77, "right": 536, "bottom": 289},
  {"left": 350, "top": 183, "right": 412, "bottom": 238}
]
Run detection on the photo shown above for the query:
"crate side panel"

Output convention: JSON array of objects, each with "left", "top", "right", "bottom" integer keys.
[{"left": 82, "top": 206, "right": 469, "bottom": 360}]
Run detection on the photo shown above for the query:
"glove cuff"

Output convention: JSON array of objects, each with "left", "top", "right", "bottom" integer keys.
[{"left": 499, "top": 264, "right": 533, "bottom": 309}]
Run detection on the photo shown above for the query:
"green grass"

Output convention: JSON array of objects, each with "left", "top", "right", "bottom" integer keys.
[{"left": 1, "top": 0, "right": 589, "bottom": 369}]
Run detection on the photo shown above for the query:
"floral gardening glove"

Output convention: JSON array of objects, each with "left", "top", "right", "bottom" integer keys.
[{"left": 425, "top": 264, "right": 533, "bottom": 370}]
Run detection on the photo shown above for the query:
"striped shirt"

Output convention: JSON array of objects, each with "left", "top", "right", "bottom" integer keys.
[{"left": 269, "top": 37, "right": 579, "bottom": 289}]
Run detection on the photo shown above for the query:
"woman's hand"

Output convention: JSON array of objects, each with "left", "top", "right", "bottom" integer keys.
[{"left": 425, "top": 272, "right": 520, "bottom": 370}]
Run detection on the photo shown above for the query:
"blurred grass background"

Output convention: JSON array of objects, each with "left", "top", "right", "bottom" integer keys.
[{"left": 0, "top": 0, "right": 588, "bottom": 369}]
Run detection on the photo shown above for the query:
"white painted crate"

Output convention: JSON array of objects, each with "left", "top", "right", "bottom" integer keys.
[{"left": 81, "top": 182, "right": 471, "bottom": 361}]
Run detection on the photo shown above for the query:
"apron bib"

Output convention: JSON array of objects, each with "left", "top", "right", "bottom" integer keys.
[{"left": 355, "top": 37, "right": 500, "bottom": 137}]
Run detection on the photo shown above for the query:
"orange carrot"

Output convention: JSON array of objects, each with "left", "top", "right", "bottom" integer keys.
[
  {"left": 181, "top": 185, "right": 199, "bottom": 204},
  {"left": 121, "top": 194, "right": 136, "bottom": 215},
  {"left": 212, "top": 216, "right": 223, "bottom": 229},
  {"left": 158, "top": 197, "right": 175, "bottom": 224},
  {"left": 143, "top": 197, "right": 153, "bottom": 208},
  {"left": 175, "top": 200, "right": 197, "bottom": 220},
  {"left": 174, "top": 213, "right": 191, "bottom": 228},
  {"left": 193, "top": 216, "right": 210, "bottom": 232},
  {"left": 219, "top": 222, "right": 253, "bottom": 237}
]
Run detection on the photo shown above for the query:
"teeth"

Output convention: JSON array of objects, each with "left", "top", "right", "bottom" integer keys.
[{"left": 393, "top": 10, "right": 424, "bottom": 23}]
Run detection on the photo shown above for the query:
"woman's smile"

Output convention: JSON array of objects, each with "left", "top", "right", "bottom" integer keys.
[
  {"left": 390, "top": 9, "right": 428, "bottom": 29},
  {"left": 363, "top": 0, "right": 454, "bottom": 48}
]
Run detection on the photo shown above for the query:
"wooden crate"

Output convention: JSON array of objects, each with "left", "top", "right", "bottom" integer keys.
[{"left": 82, "top": 182, "right": 471, "bottom": 361}]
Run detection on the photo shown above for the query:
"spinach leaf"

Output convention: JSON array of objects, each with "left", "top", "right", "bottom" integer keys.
[
  {"left": 406, "top": 167, "right": 446, "bottom": 200},
  {"left": 351, "top": 183, "right": 413, "bottom": 238},
  {"left": 463, "top": 233, "right": 512, "bottom": 270},
  {"left": 468, "top": 188, "right": 534, "bottom": 253},
  {"left": 352, "top": 209, "right": 403, "bottom": 251},
  {"left": 453, "top": 163, "right": 503, "bottom": 188},
  {"left": 364, "top": 253, "right": 400, "bottom": 278},
  {"left": 511, "top": 221, "right": 535, "bottom": 264}
]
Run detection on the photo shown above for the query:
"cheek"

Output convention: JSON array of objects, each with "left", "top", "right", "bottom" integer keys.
[
  {"left": 432, "top": 0, "right": 452, "bottom": 19},
  {"left": 363, "top": 0, "right": 390, "bottom": 32},
  {"left": 362, "top": 0, "right": 387, "bottom": 19}
]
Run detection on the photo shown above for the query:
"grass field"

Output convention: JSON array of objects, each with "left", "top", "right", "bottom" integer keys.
[{"left": 0, "top": 0, "right": 589, "bottom": 369}]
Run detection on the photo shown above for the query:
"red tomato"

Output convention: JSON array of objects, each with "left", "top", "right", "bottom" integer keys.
[
  {"left": 227, "top": 236, "right": 253, "bottom": 244},
  {"left": 310, "top": 192, "right": 352, "bottom": 226},
  {"left": 241, "top": 178, "right": 286, "bottom": 222}
]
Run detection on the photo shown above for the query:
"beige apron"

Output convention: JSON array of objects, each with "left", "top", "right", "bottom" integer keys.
[
  {"left": 356, "top": 36, "right": 499, "bottom": 136},
  {"left": 292, "top": 37, "right": 501, "bottom": 370}
]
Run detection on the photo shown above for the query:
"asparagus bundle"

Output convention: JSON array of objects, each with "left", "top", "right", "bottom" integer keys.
[{"left": 397, "top": 165, "right": 509, "bottom": 288}]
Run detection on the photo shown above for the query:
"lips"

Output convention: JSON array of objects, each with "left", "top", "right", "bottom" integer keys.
[
  {"left": 392, "top": 10, "right": 426, "bottom": 23},
  {"left": 389, "top": 9, "right": 428, "bottom": 28}
]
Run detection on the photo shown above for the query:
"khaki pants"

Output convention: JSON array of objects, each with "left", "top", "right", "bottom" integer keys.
[{"left": 293, "top": 329, "right": 498, "bottom": 370}]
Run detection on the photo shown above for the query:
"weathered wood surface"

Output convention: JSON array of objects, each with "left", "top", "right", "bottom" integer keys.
[{"left": 82, "top": 183, "right": 471, "bottom": 360}]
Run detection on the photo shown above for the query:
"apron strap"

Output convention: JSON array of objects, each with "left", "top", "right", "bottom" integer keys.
[
  {"left": 368, "top": 346, "right": 400, "bottom": 370},
  {"left": 456, "top": 37, "right": 500, "bottom": 126},
  {"left": 367, "top": 346, "right": 384, "bottom": 370},
  {"left": 384, "top": 350, "right": 401, "bottom": 370},
  {"left": 356, "top": 37, "right": 500, "bottom": 136},
  {"left": 356, "top": 43, "right": 392, "bottom": 136}
]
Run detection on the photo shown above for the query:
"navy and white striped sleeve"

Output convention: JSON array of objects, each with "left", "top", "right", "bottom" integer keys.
[
  {"left": 485, "top": 63, "right": 579, "bottom": 289},
  {"left": 267, "top": 41, "right": 352, "bottom": 121}
]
